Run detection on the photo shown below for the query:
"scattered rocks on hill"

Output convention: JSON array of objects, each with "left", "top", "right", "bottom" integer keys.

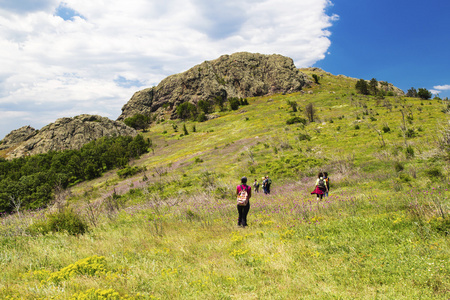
[
  {"left": 5, "top": 115, "right": 137, "bottom": 159},
  {"left": 117, "top": 52, "right": 312, "bottom": 121}
]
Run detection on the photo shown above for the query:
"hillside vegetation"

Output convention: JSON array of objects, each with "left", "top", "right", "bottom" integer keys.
[{"left": 1, "top": 68, "right": 449, "bottom": 299}]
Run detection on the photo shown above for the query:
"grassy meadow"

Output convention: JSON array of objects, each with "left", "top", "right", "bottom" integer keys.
[{"left": 0, "top": 69, "right": 449, "bottom": 299}]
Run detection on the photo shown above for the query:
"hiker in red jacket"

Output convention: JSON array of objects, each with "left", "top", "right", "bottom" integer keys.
[{"left": 311, "top": 172, "right": 328, "bottom": 201}]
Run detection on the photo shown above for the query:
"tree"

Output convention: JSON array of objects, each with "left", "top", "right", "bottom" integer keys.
[
  {"left": 355, "top": 79, "right": 370, "bottom": 95},
  {"left": 417, "top": 88, "right": 432, "bottom": 100},
  {"left": 304, "top": 103, "right": 316, "bottom": 122},
  {"left": 124, "top": 114, "right": 151, "bottom": 131},
  {"left": 176, "top": 102, "right": 198, "bottom": 120},
  {"left": 312, "top": 74, "right": 320, "bottom": 84},
  {"left": 197, "top": 100, "right": 212, "bottom": 114},
  {"left": 369, "top": 78, "right": 378, "bottom": 95},
  {"left": 229, "top": 97, "right": 240, "bottom": 110},
  {"left": 286, "top": 100, "right": 298, "bottom": 112},
  {"left": 406, "top": 87, "right": 418, "bottom": 98}
]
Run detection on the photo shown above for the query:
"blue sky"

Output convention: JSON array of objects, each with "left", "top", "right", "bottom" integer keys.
[
  {"left": 316, "top": 0, "right": 450, "bottom": 98},
  {"left": 0, "top": 0, "right": 448, "bottom": 139}
]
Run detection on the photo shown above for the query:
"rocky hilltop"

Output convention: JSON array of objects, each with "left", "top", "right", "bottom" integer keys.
[
  {"left": 4, "top": 115, "right": 136, "bottom": 159},
  {"left": 0, "top": 126, "right": 37, "bottom": 151},
  {"left": 118, "top": 52, "right": 311, "bottom": 121}
]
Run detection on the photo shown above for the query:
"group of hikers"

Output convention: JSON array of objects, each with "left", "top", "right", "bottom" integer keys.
[
  {"left": 236, "top": 172, "right": 330, "bottom": 227},
  {"left": 252, "top": 176, "right": 271, "bottom": 194}
]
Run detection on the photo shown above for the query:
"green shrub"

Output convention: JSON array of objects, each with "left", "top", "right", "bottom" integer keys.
[
  {"left": 286, "top": 100, "right": 298, "bottom": 112},
  {"left": 382, "top": 125, "right": 391, "bottom": 133},
  {"left": 27, "top": 209, "right": 88, "bottom": 236},
  {"left": 286, "top": 116, "right": 307, "bottom": 125},
  {"left": 298, "top": 133, "right": 311, "bottom": 141},
  {"left": 394, "top": 162, "right": 404, "bottom": 173},
  {"left": 398, "top": 172, "right": 412, "bottom": 182},
  {"left": 176, "top": 102, "right": 198, "bottom": 120},
  {"left": 240, "top": 98, "right": 249, "bottom": 106},
  {"left": 197, "top": 112, "right": 207, "bottom": 122},
  {"left": 312, "top": 74, "right": 320, "bottom": 84},
  {"left": 425, "top": 167, "right": 442, "bottom": 178},
  {"left": 117, "top": 166, "right": 144, "bottom": 178},
  {"left": 124, "top": 114, "right": 150, "bottom": 130},
  {"left": 405, "top": 146, "right": 415, "bottom": 158},
  {"left": 429, "top": 217, "right": 450, "bottom": 235},
  {"left": 406, "top": 128, "right": 416, "bottom": 138},
  {"left": 229, "top": 98, "right": 240, "bottom": 110}
]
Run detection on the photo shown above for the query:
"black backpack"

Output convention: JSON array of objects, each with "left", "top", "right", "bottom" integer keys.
[{"left": 318, "top": 178, "right": 326, "bottom": 189}]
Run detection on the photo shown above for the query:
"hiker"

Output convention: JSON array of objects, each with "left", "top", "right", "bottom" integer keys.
[
  {"left": 311, "top": 172, "right": 328, "bottom": 200},
  {"left": 323, "top": 172, "right": 330, "bottom": 197},
  {"left": 236, "top": 176, "right": 251, "bottom": 227},
  {"left": 265, "top": 175, "right": 272, "bottom": 194},
  {"left": 262, "top": 176, "right": 267, "bottom": 194},
  {"left": 253, "top": 179, "right": 260, "bottom": 193}
]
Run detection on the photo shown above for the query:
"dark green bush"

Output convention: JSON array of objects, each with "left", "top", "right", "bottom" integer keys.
[
  {"left": 176, "top": 102, "right": 198, "bottom": 120},
  {"left": 312, "top": 74, "right": 320, "bottom": 84},
  {"left": 229, "top": 98, "right": 240, "bottom": 110},
  {"left": 197, "top": 113, "right": 207, "bottom": 122},
  {"left": 117, "top": 166, "right": 144, "bottom": 178},
  {"left": 124, "top": 114, "right": 150, "bottom": 130},
  {"left": 405, "top": 146, "right": 415, "bottom": 159},
  {"left": 406, "top": 128, "right": 416, "bottom": 138},
  {"left": 240, "top": 98, "right": 249, "bottom": 106},
  {"left": 394, "top": 162, "right": 404, "bottom": 173},
  {"left": 27, "top": 209, "right": 88, "bottom": 236},
  {"left": 398, "top": 172, "right": 412, "bottom": 182},
  {"left": 298, "top": 133, "right": 311, "bottom": 141},
  {"left": 286, "top": 117, "right": 307, "bottom": 125},
  {"left": 425, "top": 167, "right": 442, "bottom": 178}
]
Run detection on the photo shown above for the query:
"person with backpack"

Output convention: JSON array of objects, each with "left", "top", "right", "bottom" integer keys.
[
  {"left": 265, "top": 175, "right": 272, "bottom": 194},
  {"left": 253, "top": 179, "right": 260, "bottom": 193},
  {"left": 262, "top": 176, "right": 267, "bottom": 194},
  {"left": 236, "top": 176, "right": 252, "bottom": 227},
  {"left": 323, "top": 172, "right": 330, "bottom": 197},
  {"left": 311, "top": 172, "right": 328, "bottom": 200}
]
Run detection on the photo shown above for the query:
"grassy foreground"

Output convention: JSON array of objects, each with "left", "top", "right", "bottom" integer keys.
[
  {"left": 1, "top": 183, "right": 449, "bottom": 299},
  {"left": 0, "top": 68, "right": 449, "bottom": 299}
]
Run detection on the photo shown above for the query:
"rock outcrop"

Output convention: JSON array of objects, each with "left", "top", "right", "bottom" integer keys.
[
  {"left": 0, "top": 126, "right": 37, "bottom": 150},
  {"left": 4, "top": 115, "right": 136, "bottom": 159},
  {"left": 118, "top": 52, "right": 311, "bottom": 121},
  {"left": 377, "top": 81, "right": 404, "bottom": 96}
]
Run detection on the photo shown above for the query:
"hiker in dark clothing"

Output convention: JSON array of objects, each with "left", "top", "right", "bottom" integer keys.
[
  {"left": 262, "top": 176, "right": 268, "bottom": 194},
  {"left": 323, "top": 172, "right": 330, "bottom": 197},
  {"left": 311, "top": 172, "right": 328, "bottom": 200},
  {"left": 236, "top": 177, "right": 251, "bottom": 227},
  {"left": 265, "top": 175, "right": 272, "bottom": 194}
]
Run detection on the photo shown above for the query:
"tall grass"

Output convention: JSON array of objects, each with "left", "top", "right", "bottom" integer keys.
[{"left": 0, "top": 178, "right": 448, "bottom": 299}]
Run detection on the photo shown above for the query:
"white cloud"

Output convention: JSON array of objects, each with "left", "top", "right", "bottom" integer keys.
[
  {"left": 430, "top": 90, "right": 441, "bottom": 95},
  {"left": 434, "top": 84, "right": 450, "bottom": 91},
  {"left": 0, "top": 0, "right": 337, "bottom": 139}
]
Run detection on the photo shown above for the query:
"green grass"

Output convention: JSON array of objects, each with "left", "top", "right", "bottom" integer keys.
[{"left": 1, "top": 69, "right": 449, "bottom": 299}]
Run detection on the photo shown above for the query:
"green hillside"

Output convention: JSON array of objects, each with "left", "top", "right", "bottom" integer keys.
[{"left": 1, "top": 69, "right": 449, "bottom": 299}]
